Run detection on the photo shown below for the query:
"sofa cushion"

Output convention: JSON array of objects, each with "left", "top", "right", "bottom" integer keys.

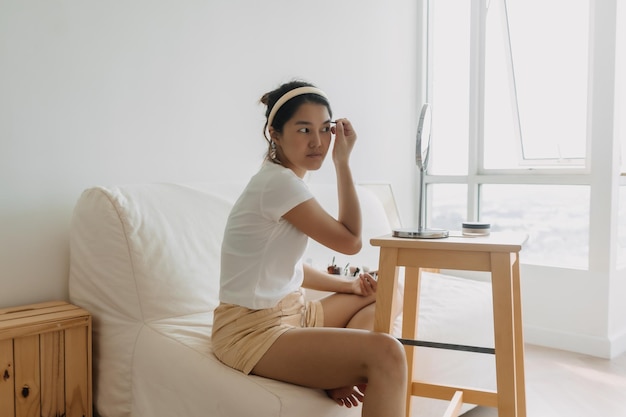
[
  {"left": 70, "top": 183, "right": 232, "bottom": 321},
  {"left": 137, "top": 312, "right": 360, "bottom": 417},
  {"left": 69, "top": 183, "right": 234, "bottom": 416}
]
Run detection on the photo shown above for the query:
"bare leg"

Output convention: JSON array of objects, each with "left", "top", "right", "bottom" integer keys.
[
  {"left": 319, "top": 292, "right": 377, "bottom": 328},
  {"left": 258, "top": 291, "right": 405, "bottom": 414},
  {"left": 346, "top": 302, "right": 376, "bottom": 330},
  {"left": 317, "top": 290, "right": 404, "bottom": 405},
  {"left": 318, "top": 282, "right": 403, "bottom": 331},
  {"left": 311, "top": 292, "right": 378, "bottom": 405},
  {"left": 251, "top": 328, "right": 407, "bottom": 417}
]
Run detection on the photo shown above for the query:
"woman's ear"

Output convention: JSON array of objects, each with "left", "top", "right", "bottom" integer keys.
[{"left": 269, "top": 127, "right": 280, "bottom": 144}]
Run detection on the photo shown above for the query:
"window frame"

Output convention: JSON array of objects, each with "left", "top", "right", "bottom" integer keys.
[{"left": 423, "top": 0, "right": 596, "bottom": 268}]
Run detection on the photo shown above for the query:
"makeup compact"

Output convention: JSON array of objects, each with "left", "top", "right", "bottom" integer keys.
[{"left": 462, "top": 222, "right": 491, "bottom": 236}]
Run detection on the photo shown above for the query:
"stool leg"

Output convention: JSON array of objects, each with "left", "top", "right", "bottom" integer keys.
[
  {"left": 490, "top": 252, "right": 522, "bottom": 417},
  {"left": 374, "top": 248, "right": 400, "bottom": 333},
  {"left": 512, "top": 253, "right": 527, "bottom": 417},
  {"left": 442, "top": 391, "right": 464, "bottom": 417},
  {"left": 374, "top": 247, "right": 410, "bottom": 416},
  {"left": 402, "top": 267, "right": 421, "bottom": 417}
]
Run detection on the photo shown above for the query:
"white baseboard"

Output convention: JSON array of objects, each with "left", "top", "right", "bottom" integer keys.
[
  {"left": 610, "top": 328, "right": 626, "bottom": 358},
  {"left": 523, "top": 325, "right": 614, "bottom": 359}
]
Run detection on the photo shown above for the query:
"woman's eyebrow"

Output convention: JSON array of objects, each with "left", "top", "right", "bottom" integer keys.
[{"left": 293, "top": 120, "right": 333, "bottom": 125}]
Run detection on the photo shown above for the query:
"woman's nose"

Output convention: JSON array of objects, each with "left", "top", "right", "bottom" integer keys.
[{"left": 309, "top": 132, "right": 322, "bottom": 147}]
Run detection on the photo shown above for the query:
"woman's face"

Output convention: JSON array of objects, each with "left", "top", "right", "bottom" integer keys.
[{"left": 272, "top": 102, "right": 332, "bottom": 178}]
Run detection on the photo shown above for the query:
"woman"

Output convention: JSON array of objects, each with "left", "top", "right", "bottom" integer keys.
[{"left": 212, "top": 80, "right": 407, "bottom": 416}]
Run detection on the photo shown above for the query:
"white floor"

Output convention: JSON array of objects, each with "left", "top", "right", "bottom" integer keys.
[{"left": 461, "top": 344, "right": 626, "bottom": 417}]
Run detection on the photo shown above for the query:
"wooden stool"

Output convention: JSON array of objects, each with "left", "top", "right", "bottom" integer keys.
[{"left": 371, "top": 233, "right": 527, "bottom": 417}]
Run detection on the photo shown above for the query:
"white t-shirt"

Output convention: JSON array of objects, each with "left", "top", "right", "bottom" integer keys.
[{"left": 219, "top": 162, "right": 314, "bottom": 309}]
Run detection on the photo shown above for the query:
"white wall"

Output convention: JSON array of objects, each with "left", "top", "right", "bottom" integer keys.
[
  {"left": 610, "top": 0, "right": 626, "bottom": 357},
  {"left": 490, "top": 0, "right": 625, "bottom": 359},
  {"left": 0, "top": 0, "right": 420, "bottom": 308}
]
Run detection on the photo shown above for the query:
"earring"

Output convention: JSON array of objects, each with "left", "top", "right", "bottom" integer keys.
[{"left": 270, "top": 141, "right": 279, "bottom": 162}]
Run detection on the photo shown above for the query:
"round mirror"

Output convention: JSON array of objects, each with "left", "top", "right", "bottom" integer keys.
[
  {"left": 393, "top": 102, "right": 448, "bottom": 239},
  {"left": 415, "top": 103, "right": 432, "bottom": 171}
]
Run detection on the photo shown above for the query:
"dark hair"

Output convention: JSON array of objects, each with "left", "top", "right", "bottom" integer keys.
[{"left": 260, "top": 80, "right": 333, "bottom": 162}]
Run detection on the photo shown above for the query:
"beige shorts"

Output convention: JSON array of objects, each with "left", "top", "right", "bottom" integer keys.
[{"left": 211, "top": 290, "right": 324, "bottom": 375}]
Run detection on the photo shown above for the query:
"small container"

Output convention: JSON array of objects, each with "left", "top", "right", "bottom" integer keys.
[
  {"left": 462, "top": 222, "right": 491, "bottom": 236},
  {"left": 327, "top": 265, "right": 341, "bottom": 275}
]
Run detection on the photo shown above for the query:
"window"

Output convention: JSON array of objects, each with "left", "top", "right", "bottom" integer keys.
[
  {"left": 430, "top": 184, "right": 467, "bottom": 231},
  {"left": 484, "top": 0, "right": 589, "bottom": 169},
  {"left": 429, "top": 0, "right": 470, "bottom": 176},
  {"left": 426, "top": 0, "right": 592, "bottom": 268},
  {"left": 481, "top": 184, "right": 590, "bottom": 268}
]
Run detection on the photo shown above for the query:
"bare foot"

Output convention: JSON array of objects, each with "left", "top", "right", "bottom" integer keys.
[{"left": 326, "top": 385, "right": 366, "bottom": 408}]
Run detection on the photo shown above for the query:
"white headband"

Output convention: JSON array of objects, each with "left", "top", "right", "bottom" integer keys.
[{"left": 267, "top": 86, "right": 329, "bottom": 129}]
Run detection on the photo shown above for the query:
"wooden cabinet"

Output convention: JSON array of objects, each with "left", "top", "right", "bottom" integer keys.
[{"left": 0, "top": 301, "right": 92, "bottom": 417}]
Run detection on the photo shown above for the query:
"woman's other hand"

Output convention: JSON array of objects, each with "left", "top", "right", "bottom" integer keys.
[{"left": 351, "top": 272, "right": 377, "bottom": 296}]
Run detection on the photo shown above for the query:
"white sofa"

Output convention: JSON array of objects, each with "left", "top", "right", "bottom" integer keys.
[{"left": 68, "top": 181, "right": 496, "bottom": 417}]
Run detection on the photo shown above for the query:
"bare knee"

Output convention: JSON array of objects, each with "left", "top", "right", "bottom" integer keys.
[{"left": 366, "top": 333, "right": 407, "bottom": 376}]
